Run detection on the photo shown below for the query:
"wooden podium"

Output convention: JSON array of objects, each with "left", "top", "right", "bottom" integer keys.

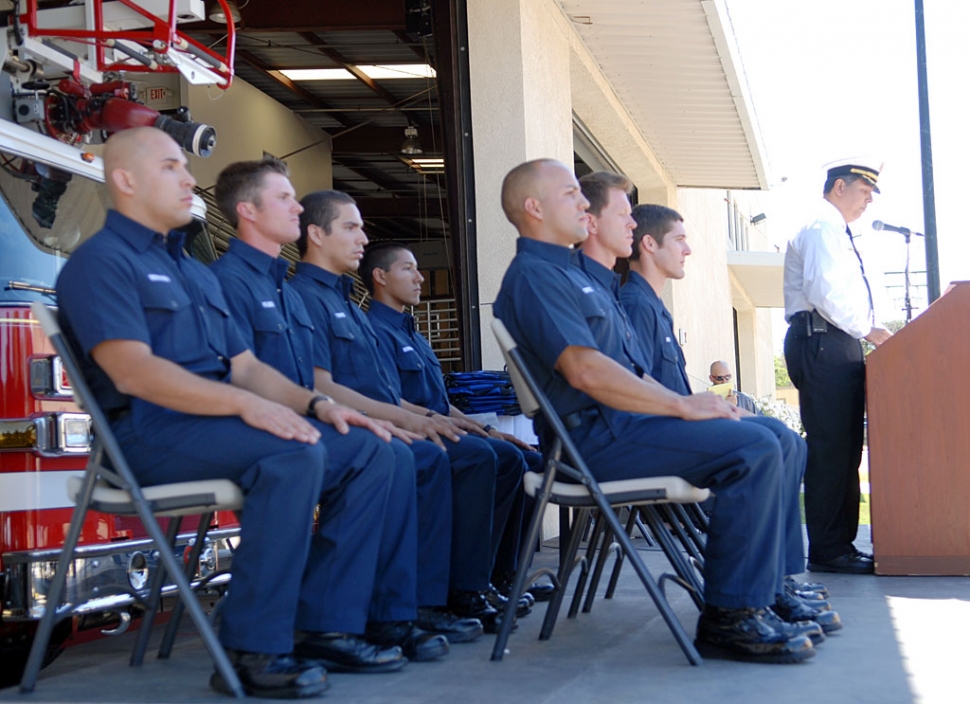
[{"left": 867, "top": 281, "right": 970, "bottom": 575}]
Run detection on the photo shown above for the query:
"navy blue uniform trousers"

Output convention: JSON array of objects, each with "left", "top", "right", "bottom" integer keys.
[
  {"left": 570, "top": 412, "right": 786, "bottom": 609},
  {"left": 742, "top": 416, "right": 807, "bottom": 578},
  {"left": 439, "top": 434, "right": 500, "bottom": 592},
  {"left": 399, "top": 439, "right": 453, "bottom": 606},
  {"left": 116, "top": 406, "right": 398, "bottom": 652}
]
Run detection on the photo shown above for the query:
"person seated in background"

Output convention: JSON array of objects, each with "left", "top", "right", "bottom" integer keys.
[
  {"left": 709, "top": 360, "right": 761, "bottom": 414},
  {"left": 209, "top": 157, "right": 449, "bottom": 669},
  {"left": 613, "top": 199, "right": 837, "bottom": 634},
  {"left": 360, "top": 240, "right": 553, "bottom": 605},
  {"left": 56, "top": 127, "right": 355, "bottom": 698},
  {"left": 289, "top": 190, "right": 524, "bottom": 632}
]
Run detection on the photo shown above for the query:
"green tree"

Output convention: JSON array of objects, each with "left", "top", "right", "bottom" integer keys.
[{"left": 774, "top": 355, "right": 792, "bottom": 388}]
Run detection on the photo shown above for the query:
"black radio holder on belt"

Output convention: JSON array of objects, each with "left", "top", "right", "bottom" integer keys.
[{"left": 791, "top": 310, "right": 828, "bottom": 337}]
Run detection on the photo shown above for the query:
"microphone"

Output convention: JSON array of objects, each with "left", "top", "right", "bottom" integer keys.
[{"left": 872, "top": 220, "right": 913, "bottom": 235}]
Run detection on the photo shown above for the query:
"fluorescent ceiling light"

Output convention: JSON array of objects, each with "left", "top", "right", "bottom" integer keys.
[
  {"left": 280, "top": 64, "right": 436, "bottom": 81},
  {"left": 281, "top": 68, "right": 354, "bottom": 81},
  {"left": 410, "top": 158, "right": 444, "bottom": 165},
  {"left": 361, "top": 64, "right": 436, "bottom": 80}
]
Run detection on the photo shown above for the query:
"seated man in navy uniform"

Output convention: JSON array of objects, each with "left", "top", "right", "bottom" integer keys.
[
  {"left": 494, "top": 158, "right": 817, "bottom": 664},
  {"left": 599, "top": 195, "right": 837, "bottom": 636},
  {"left": 359, "top": 241, "right": 549, "bottom": 606},
  {"left": 55, "top": 127, "right": 393, "bottom": 698},
  {"left": 289, "top": 191, "right": 513, "bottom": 631},
  {"left": 209, "top": 157, "right": 452, "bottom": 666}
]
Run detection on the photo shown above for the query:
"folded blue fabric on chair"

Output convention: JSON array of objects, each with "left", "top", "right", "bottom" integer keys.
[{"left": 445, "top": 370, "right": 522, "bottom": 416}]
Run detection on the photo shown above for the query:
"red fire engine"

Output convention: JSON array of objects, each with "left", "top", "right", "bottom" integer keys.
[{"left": 1, "top": 0, "right": 236, "bottom": 686}]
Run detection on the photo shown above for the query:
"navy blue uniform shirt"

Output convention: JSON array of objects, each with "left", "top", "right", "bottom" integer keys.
[
  {"left": 367, "top": 300, "right": 451, "bottom": 415},
  {"left": 210, "top": 238, "right": 317, "bottom": 389},
  {"left": 56, "top": 210, "right": 246, "bottom": 414},
  {"left": 289, "top": 262, "right": 402, "bottom": 404},
  {"left": 619, "top": 270, "right": 692, "bottom": 396},
  {"left": 493, "top": 238, "right": 648, "bottom": 436}
]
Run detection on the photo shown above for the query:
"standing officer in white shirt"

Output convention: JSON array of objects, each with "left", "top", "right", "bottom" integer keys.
[{"left": 783, "top": 159, "right": 892, "bottom": 575}]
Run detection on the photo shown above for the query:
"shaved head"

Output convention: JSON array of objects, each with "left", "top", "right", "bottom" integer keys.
[
  {"left": 101, "top": 126, "right": 196, "bottom": 234},
  {"left": 500, "top": 158, "right": 562, "bottom": 226},
  {"left": 102, "top": 127, "right": 172, "bottom": 202}
]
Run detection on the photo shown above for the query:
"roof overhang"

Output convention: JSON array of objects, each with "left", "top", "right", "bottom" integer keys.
[
  {"left": 559, "top": 0, "right": 769, "bottom": 189},
  {"left": 727, "top": 250, "right": 784, "bottom": 308}
]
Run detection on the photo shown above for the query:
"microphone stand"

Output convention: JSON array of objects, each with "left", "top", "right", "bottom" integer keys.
[{"left": 901, "top": 229, "right": 925, "bottom": 323}]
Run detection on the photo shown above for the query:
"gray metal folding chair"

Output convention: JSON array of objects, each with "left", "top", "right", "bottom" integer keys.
[
  {"left": 20, "top": 301, "right": 246, "bottom": 697},
  {"left": 490, "top": 319, "right": 708, "bottom": 665}
]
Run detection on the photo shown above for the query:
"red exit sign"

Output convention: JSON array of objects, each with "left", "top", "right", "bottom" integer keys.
[{"left": 148, "top": 87, "right": 169, "bottom": 102}]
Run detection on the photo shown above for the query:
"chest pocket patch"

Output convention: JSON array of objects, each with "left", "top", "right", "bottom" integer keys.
[
  {"left": 330, "top": 315, "right": 357, "bottom": 341},
  {"left": 396, "top": 347, "right": 424, "bottom": 371},
  {"left": 576, "top": 289, "right": 607, "bottom": 320},
  {"left": 253, "top": 307, "right": 287, "bottom": 334},
  {"left": 139, "top": 278, "right": 192, "bottom": 312}
]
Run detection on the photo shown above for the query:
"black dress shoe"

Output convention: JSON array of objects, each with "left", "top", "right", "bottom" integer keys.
[
  {"left": 694, "top": 606, "right": 816, "bottom": 664},
  {"left": 364, "top": 621, "right": 449, "bottom": 662},
  {"left": 210, "top": 649, "right": 329, "bottom": 699},
  {"left": 447, "top": 590, "right": 513, "bottom": 634},
  {"left": 492, "top": 571, "right": 557, "bottom": 605},
  {"left": 485, "top": 584, "right": 532, "bottom": 618},
  {"left": 808, "top": 552, "right": 875, "bottom": 575},
  {"left": 294, "top": 633, "right": 407, "bottom": 673},
  {"left": 415, "top": 608, "right": 484, "bottom": 643},
  {"left": 527, "top": 581, "right": 557, "bottom": 603},
  {"left": 773, "top": 592, "right": 843, "bottom": 634},
  {"left": 852, "top": 546, "right": 874, "bottom": 560}
]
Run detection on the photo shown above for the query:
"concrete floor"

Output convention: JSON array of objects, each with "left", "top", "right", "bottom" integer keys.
[{"left": 3, "top": 525, "right": 968, "bottom": 704}]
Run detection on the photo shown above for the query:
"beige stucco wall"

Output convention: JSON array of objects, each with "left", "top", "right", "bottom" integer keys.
[
  {"left": 674, "top": 187, "right": 776, "bottom": 398},
  {"left": 468, "top": 0, "right": 574, "bottom": 369},
  {"left": 182, "top": 77, "right": 333, "bottom": 198},
  {"left": 668, "top": 189, "right": 737, "bottom": 392}
]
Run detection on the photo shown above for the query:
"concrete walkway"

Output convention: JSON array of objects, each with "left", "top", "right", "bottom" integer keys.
[{"left": 3, "top": 526, "right": 968, "bottom": 704}]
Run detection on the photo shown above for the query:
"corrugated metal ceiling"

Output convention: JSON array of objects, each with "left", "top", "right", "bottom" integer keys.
[{"left": 559, "top": 0, "right": 768, "bottom": 189}]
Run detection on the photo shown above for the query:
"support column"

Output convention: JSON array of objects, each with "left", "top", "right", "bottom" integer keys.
[{"left": 466, "top": 0, "right": 573, "bottom": 369}]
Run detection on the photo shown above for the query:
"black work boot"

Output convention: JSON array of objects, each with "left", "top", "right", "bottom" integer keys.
[{"left": 694, "top": 605, "right": 816, "bottom": 664}]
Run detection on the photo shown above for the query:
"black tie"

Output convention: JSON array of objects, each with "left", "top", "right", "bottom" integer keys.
[{"left": 846, "top": 226, "right": 874, "bottom": 325}]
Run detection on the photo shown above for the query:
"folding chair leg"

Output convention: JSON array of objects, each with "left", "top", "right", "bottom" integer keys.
[
  {"left": 605, "top": 508, "right": 640, "bottom": 600},
  {"left": 592, "top": 497, "right": 702, "bottom": 666},
  {"left": 688, "top": 502, "right": 711, "bottom": 533},
  {"left": 659, "top": 504, "right": 705, "bottom": 567},
  {"left": 19, "top": 471, "right": 100, "bottom": 693},
  {"left": 131, "top": 517, "right": 183, "bottom": 666},
  {"left": 492, "top": 475, "right": 556, "bottom": 661},
  {"left": 158, "top": 513, "right": 214, "bottom": 660},
  {"left": 127, "top": 500, "right": 243, "bottom": 697},
  {"left": 539, "top": 507, "right": 589, "bottom": 641},
  {"left": 673, "top": 503, "right": 707, "bottom": 555},
  {"left": 582, "top": 509, "right": 623, "bottom": 613},
  {"left": 639, "top": 508, "right": 704, "bottom": 611},
  {"left": 568, "top": 511, "right": 606, "bottom": 619}
]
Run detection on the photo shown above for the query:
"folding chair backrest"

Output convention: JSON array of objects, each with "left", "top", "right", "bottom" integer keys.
[
  {"left": 23, "top": 301, "right": 245, "bottom": 696},
  {"left": 31, "top": 302, "right": 118, "bottom": 478},
  {"left": 491, "top": 318, "right": 539, "bottom": 419}
]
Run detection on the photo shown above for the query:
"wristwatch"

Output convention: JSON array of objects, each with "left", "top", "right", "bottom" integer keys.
[{"left": 306, "top": 394, "right": 333, "bottom": 417}]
